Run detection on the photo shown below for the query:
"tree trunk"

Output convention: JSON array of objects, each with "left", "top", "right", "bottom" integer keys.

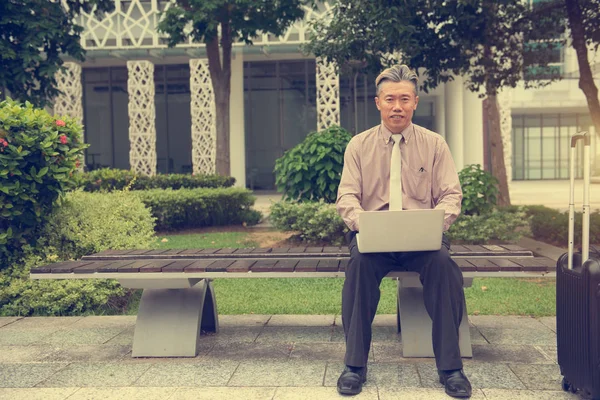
[
  {"left": 565, "top": 0, "right": 600, "bottom": 137},
  {"left": 484, "top": 93, "right": 511, "bottom": 207},
  {"left": 205, "top": 25, "right": 232, "bottom": 176}
]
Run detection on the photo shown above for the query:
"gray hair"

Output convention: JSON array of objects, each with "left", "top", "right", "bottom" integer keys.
[{"left": 375, "top": 65, "right": 418, "bottom": 96}]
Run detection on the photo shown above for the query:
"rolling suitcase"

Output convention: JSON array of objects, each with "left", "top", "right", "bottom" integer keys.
[{"left": 557, "top": 131, "right": 600, "bottom": 399}]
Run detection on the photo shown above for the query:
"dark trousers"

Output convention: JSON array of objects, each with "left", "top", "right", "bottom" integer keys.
[{"left": 342, "top": 231, "right": 465, "bottom": 371}]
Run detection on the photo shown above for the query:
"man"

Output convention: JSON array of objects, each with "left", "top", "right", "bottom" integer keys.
[{"left": 335, "top": 64, "right": 472, "bottom": 398}]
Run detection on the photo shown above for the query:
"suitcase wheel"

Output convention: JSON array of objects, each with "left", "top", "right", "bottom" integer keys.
[{"left": 561, "top": 377, "right": 576, "bottom": 393}]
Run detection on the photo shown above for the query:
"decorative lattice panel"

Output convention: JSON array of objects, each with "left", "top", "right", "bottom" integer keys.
[
  {"left": 127, "top": 60, "right": 156, "bottom": 176},
  {"left": 71, "top": 0, "right": 334, "bottom": 50},
  {"left": 54, "top": 62, "right": 84, "bottom": 170},
  {"left": 316, "top": 58, "right": 340, "bottom": 131},
  {"left": 189, "top": 59, "right": 216, "bottom": 174},
  {"left": 498, "top": 90, "right": 513, "bottom": 183}
]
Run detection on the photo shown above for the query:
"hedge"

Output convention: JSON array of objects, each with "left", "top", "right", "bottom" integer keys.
[
  {"left": 135, "top": 187, "right": 262, "bottom": 231},
  {"left": 75, "top": 168, "right": 235, "bottom": 192}
]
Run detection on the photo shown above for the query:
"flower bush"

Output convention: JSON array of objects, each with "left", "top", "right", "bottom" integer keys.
[{"left": 0, "top": 99, "right": 87, "bottom": 265}]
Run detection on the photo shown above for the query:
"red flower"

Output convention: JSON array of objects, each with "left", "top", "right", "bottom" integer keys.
[
  {"left": 75, "top": 160, "right": 81, "bottom": 168},
  {"left": 59, "top": 135, "right": 68, "bottom": 144},
  {"left": 56, "top": 120, "right": 65, "bottom": 127},
  {"left": 0, "top": 139, "right": 7, "bottom": 148}
]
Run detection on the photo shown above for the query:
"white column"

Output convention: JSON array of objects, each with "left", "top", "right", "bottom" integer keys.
[
  {"left": 229, "top": 51, "right": 246, "bottom": 188},
  {"left": 462, "top": 87, "right": 484, "bottom": 167},
  {"left": 316, "top": 58, "right": 340, "bottom": 131},
  {"left": 189, "top": 59, "right": 216, "bottom": 174},
  {"left": 444, "top": 76, "right": 464, "bottom": 171},
  {"left": 433, "top": 94, "right": 446, "bottom": 139},
  {"left": 127, "top": 60, "right": 156, "bottom": 176}
]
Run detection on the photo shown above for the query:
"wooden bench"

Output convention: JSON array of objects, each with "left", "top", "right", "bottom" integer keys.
[{"left": 29, "top": 244, "right": 556, "bottom": 359}]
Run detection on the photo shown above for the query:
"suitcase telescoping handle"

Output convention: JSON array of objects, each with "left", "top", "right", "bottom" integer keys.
[{"left": 568, "top": 131, "right": 591, "bottom": 270}]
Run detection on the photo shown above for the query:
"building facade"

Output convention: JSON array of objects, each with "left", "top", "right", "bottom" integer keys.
[{"left": 53, "top": 0, "right": 599, "bottom": 189}]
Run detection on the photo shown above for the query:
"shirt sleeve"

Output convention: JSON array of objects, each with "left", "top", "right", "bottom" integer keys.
[
  {"left": 432, "top": 138, "right": 463, "bottom": 231},
  {"left": 336, "top": 138, "right": 364, "bottom": 232}
]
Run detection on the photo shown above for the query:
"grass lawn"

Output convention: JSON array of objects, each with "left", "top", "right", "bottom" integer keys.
[{"left": 123, "top": 230, "right": 556, "bottom": 317}]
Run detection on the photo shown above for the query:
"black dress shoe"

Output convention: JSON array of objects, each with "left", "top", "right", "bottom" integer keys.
[
  {"left": 337, "top": 365, "right": 367, "bottom": 396},
  {"left": 438, "top": 369, "right": 472, "bottom": 398}
]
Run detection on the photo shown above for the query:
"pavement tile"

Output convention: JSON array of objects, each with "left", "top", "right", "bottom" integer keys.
[
  {"left": 268, "top": 315, "right": 336, "bottom": 326},
  {"left": 36, "top": 362, "right": 151, "bottom": 387},
  {"left": 199, "top": 326, "right": 264, "bottom": 344},
  {"left": 323, "top": 362, "right": 420, "bottom": 388},
  {"left": 41, "top": 345, "right": 131, "bottom": 362},
  {"left": 331, "top": 325, "right": 400, "bottom": 343},
  {"left": 274, "top": 386, "right": 378, "bottom": 399},
  {"left": 0, "top": 363, "right": 68, "bottom": 388},
  {"left": 469, "top": 316, "right": 549, "bottom": 330},
  {"left": 228, "top": 360, "right": 326, "bottom": 387},
  {"left": 509, "top": 364, "right": 563, "bottom": 390},
  {"left": 172, "top": 387, "right": 276, "bottom": 400},
  {"left": 372, "top": 342, "right": 404, "bottom": 363},
  {"left": 378, "top": 387, "right": 486, "bottom": 399},
  {"left": 134, "top": 361, "right": 239, "bottom": 387},
  {"left": 469, "top": 326, "right": 489, "bottom": 344},
  {"left": 466, "top": 344, "right": 552, "bottom": 364},
  {"left": 478, "top": 328, "right": 557, "bottom": 346},
  {"left": 418, "top": 362, "right": 526, "bottom": 389},
  {"left": 256, "top": 326, "right": 333, "bottom": 343},
  {"left": 204, "top": 342, "right": 291, "bottom": 360},
  {"left": 290, "top": 343, "right": 346, "bottom": 361},
  {"left": 0, "top": 317, "right": 22, "bottom": 328},
  {"left": 67, "top": 387, "right": 178, "bottom": 400},
  {"left": 69, "top": 316, "right": 136, "bottom": 329},
  {"left": 34, "top": 328, "right": 129, "bottom": 346},
  {"left": 0, "top": 346, "right": 56, "bottom": 363},
  {"left": 3, "top": 317, "right": 82, "bottom": 330},
  {"left": 535, "top": 346, "right": 558, "bottom": 363},
  {"left": 218, "top": 315, "right": 271, "bottom": 327},
  {"left": 482, "top": 389, "right": 579, "bottom": 399},
  {"left": 0, "top": 330, "right": 58, "bottom": 346},
  {"left": 538, "top": 317, "right": 557, "bottom": 333},
  {"left": 0, "top": 387, "right": 78, "bottom": 400}
]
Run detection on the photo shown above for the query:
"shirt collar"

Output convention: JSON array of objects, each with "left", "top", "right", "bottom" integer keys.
[{"left": 380, "top": 122, "right": 414, "bottom": 144}]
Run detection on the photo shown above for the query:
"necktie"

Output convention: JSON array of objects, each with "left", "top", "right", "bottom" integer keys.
[{"left": 389, "top": 134, "right": 403, "bottom": 210}]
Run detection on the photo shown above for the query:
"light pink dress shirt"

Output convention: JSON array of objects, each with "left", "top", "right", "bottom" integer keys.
[{"left": 336, "top": 123, "right": 463, "bottom": 232}]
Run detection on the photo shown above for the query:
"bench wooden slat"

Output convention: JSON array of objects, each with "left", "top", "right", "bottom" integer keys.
[
  {"left": 178, "top": 249, "right": 205, "bottom": 255},
  {"left": 252, "top": 259, "right": 278, "bottom": 272},
  {"left": 200, "top": 248, "right": 219, "bottom": 254},
  {"left": 289, "top": 247, "right": 307, "bottom": 253},
  {"left": 162, "top": 260, "right": 197, "bottom": 272},
  {"left": 450, "top": 245, "right": 470, "bottom": 253},
  {"left": 509, "top": 257, "right": 555, "bottom": 272},
  {"left": 271, "top": 247, "right": 291, "bottom": 254},
  {"left": 74, "top": 260, "right": 135, "bottom": 273},
  {"left": 482, "top": 245, "right": 505, "bottom": 252},
  {"left": 206, "top": 260, "right": 235, "bottom": 272},
  {"left": 226, "top": 260, "right": 255, "bottom": 272},
  {"left": 454, "top": 258, "right": 476, "bottom": 271},
  {"left": 233, "top": 248, "right": 254, "bottom": 254},
  {"left": 490, "top": 258, "right": 522, "bottom": 271},
  {"left": 140, "top": 260, "right": 175, "bottom": 272},
  {"left": 306, "top": 247, "right": 323, "bottom": 253},
  {"left": 501, "top": 244, "right": 527, "bottom": 251},
  {"left": 317, "top": 259, "right": 339, "bottom": 272},
  {"left": 184, "top": 260, "right": 216, "bottom": 272},
  {"left": 273, "top": 259, "right": 298, "bottom": 272},
  {"left": 468, "top": 259, "right": 501, "bottom": 272},
  {"left": 123, "top": 249, "right": 155, "bottom": 256},
  {"left": 118, "top": 260, "right": 155, "bottom": 272},
  {"left": 462, "top": 245, "right": 488, "bottom": 253},
  {"left": 296, "top": 259, "right": 318, "bottom": 272},
  {"left": 251, "top": 248, "right": 272, "bottom": 254},
  {"left": 323, "top": 247, "right": 342, "bottom": 253},
  {"left": 160, "top": 249, "right": 186, "bottom": 255},
  {"left": 216, "top": 248, "right": 237, "bottom": 254}
]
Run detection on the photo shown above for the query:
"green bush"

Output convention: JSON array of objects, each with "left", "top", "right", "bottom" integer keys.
[
  {"left": 40, "top": 190, "right": 156, "bottom": 260},
  {"left": 0, "top": 99, "right": 87, "bottom": 263},
  {"left": 274, "top": 125, "right": 352, "bottom": 203},
  {"left": 136, "top": 187, "right": 262, "bottom": 231},
  {"left": 1, "top": 190, "right": 156, "bottom": 316},
  {"left": 269, "top": 201, "right": 348, "bottom": 244},
  {"left": 75, "top": 168, "right": 235, "bottom": 192},
  {"left": 446, "top": 208, "right": 531, "bottom": 244},
  {"left": 458, "top": 164, "right": 499, "bottom": 215},
  {"left": 523, "top": 205, "right": 600, "bottom": 246}
]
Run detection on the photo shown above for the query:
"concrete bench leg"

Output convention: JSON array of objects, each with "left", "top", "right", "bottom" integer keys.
[
  {"left": 117, "top": 278, "right": 219, "bottom": 357},
  {"left": 396, "top": 276, "right": 473, "bottom": 358}
]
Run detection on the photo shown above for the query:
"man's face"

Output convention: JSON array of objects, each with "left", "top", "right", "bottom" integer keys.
[{"left": 375, "top": 80, "right": 419, "bottom": 134}]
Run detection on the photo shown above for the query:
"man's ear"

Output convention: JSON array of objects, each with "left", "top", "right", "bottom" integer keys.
[
  {"left": 414, "top": 95, "right": 419, "bottom": 110},
  {"left": 375, "top": 96, "right": 381, "bottom": 111}
]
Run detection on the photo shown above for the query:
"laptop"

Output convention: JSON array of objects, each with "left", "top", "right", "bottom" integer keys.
[{"left": 356, "top": 208, "right": 445, "bottom": 253}]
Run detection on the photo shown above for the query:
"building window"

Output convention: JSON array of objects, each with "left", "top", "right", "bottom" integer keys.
[{"left": 512, "top": 113, "right": 593, "bottom": 180}]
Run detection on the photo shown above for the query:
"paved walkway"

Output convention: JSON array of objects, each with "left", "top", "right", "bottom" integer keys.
[{"left": 0, "top": 314, "right": 578, "bottom": 400}]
